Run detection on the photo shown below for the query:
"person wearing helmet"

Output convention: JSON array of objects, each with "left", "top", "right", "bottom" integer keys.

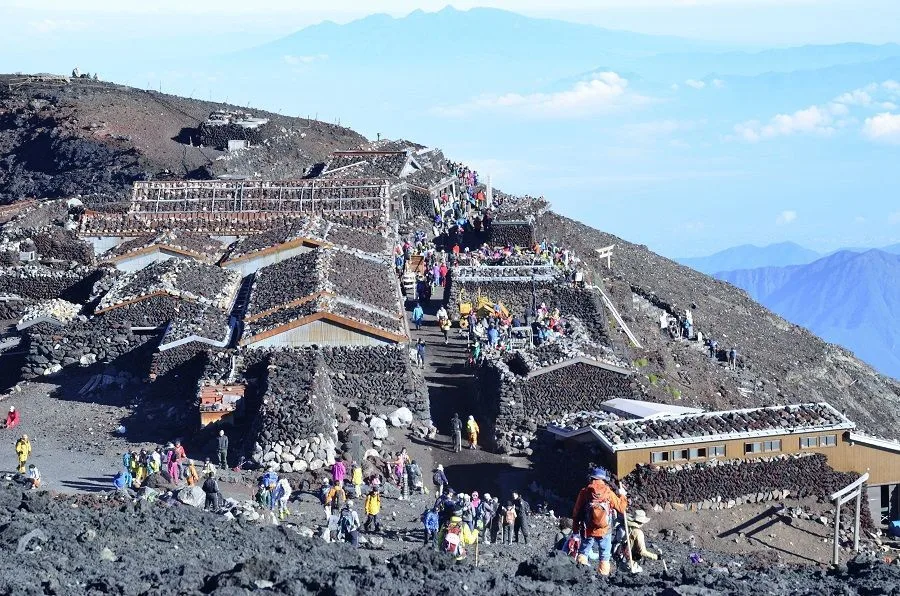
[
  {"left": 15, "top": 434, "right": 31, "bottom": 474},
  {"left": 572, "top": 467, "right": 627, "bottom": 576},
  {"left": 4, "top": 406, "right": 19, "bottom": 429}
]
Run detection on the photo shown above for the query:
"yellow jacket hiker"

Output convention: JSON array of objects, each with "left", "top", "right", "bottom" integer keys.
[
  {"left": 466, "top": 416, "right": 480, "bottom": 449},
  {"left": 15, "top": 435, "right": 32, "bottom": 474}
]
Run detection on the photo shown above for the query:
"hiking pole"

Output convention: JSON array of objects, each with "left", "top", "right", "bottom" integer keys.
[
  {"left": 622, "top": 509, "right": 637, "bottom": 574},
  {"left": 475, "top": 533, "right": 479, "bottom": 566}
]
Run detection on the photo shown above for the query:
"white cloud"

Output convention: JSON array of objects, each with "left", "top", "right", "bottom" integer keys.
[
  {"left": 776, "top": 210, "right": 797, "bottom": 226},
  {"left": 433, "top": 72, "right": 648, "bottom": 118},
  {"left": 30, "top": 19, "right": 87, "bottom": 33},
  {"left": 890, "top": 211, "right": 900, "bottom": 225},
  {"left": 863, "top": 112, "right": 900, "bottom": 143},
  {"left": 685, "top": 79, "right": 706, "bottom": 89},
  {"left": 283, "top": 54, "right": 327, "bottom": 65},
  {"left": 834, "top": 89, "right": 873, "bottom": 106},
  {"left": 734, "top": 104, "right": 844, "bottom": 142},
  {"left": 712, "top": 79, "right": 725, "bottom": 89}
]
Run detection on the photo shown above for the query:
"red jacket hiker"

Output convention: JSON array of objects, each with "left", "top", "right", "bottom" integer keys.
[
  {"left": 5, "top": 407, "right": 19, "bottom": 429},
  {"left": 572, "top": 477, "right": 627, "bottom": 538}
]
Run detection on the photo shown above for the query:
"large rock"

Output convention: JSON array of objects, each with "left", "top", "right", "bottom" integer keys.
[
  {"left": 369, "top": 417, "right": 389, "bottom": 439},
  {"left": 176, "top": 486, "right": 206, "bottom": 508},
  {"left": 292, "top": 460, "right": 308, "bottom": 473},
  {"left": 388, "top": 407, "right": 413, "bottom": 428}
]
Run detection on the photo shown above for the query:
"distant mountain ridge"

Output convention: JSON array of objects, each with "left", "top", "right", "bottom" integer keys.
[
  {"left": 716, "top": 250, "right": 900, "bottom": 379},
  {"left": 677, "top": 242, "right": 822, "bottom": 274}
]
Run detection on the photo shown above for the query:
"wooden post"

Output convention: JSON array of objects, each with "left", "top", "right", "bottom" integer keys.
[
  {"left": 833, "top": 502, "right": 841, "bottom": 565},
  {"left": 854, "top": 489, "right": 862, "bottom": 553}
]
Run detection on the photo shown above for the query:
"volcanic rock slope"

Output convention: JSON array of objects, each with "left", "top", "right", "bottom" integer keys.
[
  {"left": 0, "top": 75, "right": 366, "bottom": 204},
  {"left": 533, "top": 211, "right": 900, "bottom": 439}
]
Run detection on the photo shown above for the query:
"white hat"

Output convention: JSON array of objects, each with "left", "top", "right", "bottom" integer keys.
[
  {"left": 468, "top": 415, "right": 474, "bottom": 420},
  {"left": 437, "top": 464, "right": 443, "bottom": 471},
  {"left": 631, "top": 510, "right": 651, "bottom": 525},
  {"left": 8, "top": 406, "right": 14, "bottom": 412}
]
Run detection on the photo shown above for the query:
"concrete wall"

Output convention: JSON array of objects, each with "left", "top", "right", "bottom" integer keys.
[
  {"left": 113, "top": 249, "right": 188, "bottom": 273},
  {"left": 223, "top": 244, "right": 314, "bottom": 277}
]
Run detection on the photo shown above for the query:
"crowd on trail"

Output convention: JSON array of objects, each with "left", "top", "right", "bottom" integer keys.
[{"left": 660, "top": 310, "right": 742, "bottom": 370}]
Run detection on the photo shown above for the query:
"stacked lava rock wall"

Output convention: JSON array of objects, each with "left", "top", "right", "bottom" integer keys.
[
  {"left": 488, "top": 221, "right": 534, "bottom": 248},
  {"left": 21, "top": 320, "right": 156, "bottom": 379},
  {"left": 198, "top": 122, "right": 272, "bottom": 150},
  {"left": 623, "top": 453, "right": 873, "bottom": 525},
  {"left": 0, "top": 266, "right": 101, "bottom": 302},
  {"left": 475, "top": 355, "right": 635, "bottom": 454},
  {"left": 321, "top": 345, "right": 429, "bottom": 420}
]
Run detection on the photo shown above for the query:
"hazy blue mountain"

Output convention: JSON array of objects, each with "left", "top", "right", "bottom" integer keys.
[
  {"left": 716, "top": 250, "right": 900, "bottom": 378},
  {"left": 677, "top": 242, "right": 821, "bottom": 274}
]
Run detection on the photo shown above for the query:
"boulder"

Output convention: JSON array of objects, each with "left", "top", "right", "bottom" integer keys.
[
  {"left": 369, "top": 417, "right": 389, "bottom": 439},
  {"left": 292, "top": 460, "right": 308, "bottom": 473},
  {"left": 176, "top": 486, "right": 206, "bottom": 508},
  {"left": 388, "top": 407, "right": 413, "bottom": 428}
]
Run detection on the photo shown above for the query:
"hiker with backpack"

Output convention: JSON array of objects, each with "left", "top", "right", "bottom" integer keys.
[
  {"left": 408, "top": 459, "right": 425, "bottom": 495},
  {"left": 439, "top": 515, "right": 477, "bottom": 560},
  {"left": 325, "top": 479, "right": 347, "bottom": 521},
  {"left": 422, "top": 507, "right": 440, "bottom": 550},
  {"left": 364, "top": 487, "right": 382, "bottom": 533},
  {"left": 432, "top": 464, "right": 448, "bottom": 496},
  {"left": 450, "top": 413, "right": 462, "bottom": 453},
  {"left": 338, "top": 501, "right": 361, "bottom": 547},
  {"left": 512, "top": 492, "right": 530, "bottom": 544},
  {"left": 572, "top": 467, "right": 628, "bottom": 576},
  {"left": 476, "top": 493, "right": 496, "bottom": 544},
  {"left": 273, "top": 477, "right": 292, "bottom": 520},
  {"left": 501, "top": 501, "right": 517, "bottom": 545}
]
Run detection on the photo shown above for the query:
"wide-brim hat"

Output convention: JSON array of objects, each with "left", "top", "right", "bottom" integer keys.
[{"left": 631, "top": 510, "right": 650, "bottom": 525}]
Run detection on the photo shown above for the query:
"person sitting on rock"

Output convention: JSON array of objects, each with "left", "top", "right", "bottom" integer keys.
[
  {"left": 626, "top": 510, "right": 659, "bottom": 567},
  {"left": 364, "top": 487, "right": 382, "bottom": 533},
  {"left": 4, "top": 406, "right": 19, "bottom": 429},
  {"left": 26, "top": 464, "right": 41, "bottom": 490}
]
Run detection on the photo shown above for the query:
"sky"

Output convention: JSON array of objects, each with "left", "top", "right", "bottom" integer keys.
[{"left": 1, "top": 1, "right": 899, "bottom": 258}]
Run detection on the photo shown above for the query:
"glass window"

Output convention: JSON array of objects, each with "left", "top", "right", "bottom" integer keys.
[
  {"left": 745, "top": 442, "right": 762, "bottom": 454},
  {"left": 710, "top": 445, "right": 725, "bottom": 457},
  {"left": 651, "top": 451, "right": 669, "bottom": 463},
  {"left": 764, "top": 440, "right": 781, "bottom": 452},
  {"left": 822, "top": 435, "right": 837, "bottom": 447},
  {"left": 801, "top": 437, "right": 818, "bottom": 449},
  {"left": 689, "top": 447, "right": 707, "bottom": 459},
  {"left": 671, "top": 449, "right": 688, "bottom": 461}
]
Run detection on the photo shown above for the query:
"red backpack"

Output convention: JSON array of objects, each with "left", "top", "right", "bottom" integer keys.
[
  {"left": 443, "top": 524, "right": 463, "bottom": 554},
  {"left": 563, "top": 533, "right": 582, "bottom": 558}
]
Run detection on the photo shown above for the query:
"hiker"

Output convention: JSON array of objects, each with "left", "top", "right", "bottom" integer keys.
[
  {"left": 25, "top": 464, "right": 41, "bottom": 489},
  {"left": 729, "top": 347, "right": 738, "bottom": 370},
  {"left": 165, "top": 446, "right": 179, "bottom": 484},
  {"left": 487, "top": 324, "right": 499, "bottom": 347},
  {"left": 422, "top": 506, "right": 440, "bottom": 549},
  {"left": 451, "top": 413, "right": 462, "bottom": 453},
  {"left": 255, "top": 483, "right": 272, "bottom": 509},
  {"left": 185, "top": 459, "right": 199, "bottom": 486},
  {"left": 395, "top": 448, "right": 410, "bottom": 500},
  {"left": 439, "top": 514, "right": 477, "bottom": 560},
  {"left": 432, "top": 464, "right": 448, "bottom": 496},
  {"left": 113, "top": 471, "right": 129, "bottom": 493},
  {"left": 501, "top": 501, "right": 516, "bottom": 545},
  {"left": 202, "top": 457, "right": 216, "bottom": 477},
  {"left": 415, "top": 339, "right": 426, "bottom": 369},
  {"left": 556, "top": 517, "right": 578, "bottom": 554},
  {"left": 476, "top": 493, "right": 496, "bottom": 544},
  {"left": 217, "top": 430, "right": 229, "bottom": 468},
  {"left": 202, "top": 471, "right": 221, "bottom": 511},
  {"left": 4, "top": 406, "right": 19, "bottom": 429},
  {"left": 351, "top": 461, "right": 363, "bottom": 498},
  {"left": 408, "top": 459, "right": 425, "bottom": 495},
  {"left": 15, "top": 434, "right": 31, "bottom": 474},
  {"left": 339, "top": 501, "right": 361, "bottom": 547},
  {"left": 364, "top": 487, "right": 382, "bottom": 533},
  {"left": 412, "top": 302, "right": 424, "bottom": 331},
  {"left": 626, "top": 510, "right": 659, "bottom": 565},
  {"left": 325, "top": 479, "right": 347, "bottom": 520},
  {"left": 436, "top": 305, "right": 448, "bottom": 323},
  {"left": 708, "top": 339, "right": 718, "bottom": 360},
  {"left": 273, "top": 477, "right": 292, "bottom": 520},
  {"left": 512, "top": 492, "right": 530, "bottom": 544},
  {"left": 572, "top": 467, "right": 628, "bottom": 576},
  {"left": 439, "top": 316, "right": 451, "bottom": 344},
  {"left": 332, "top": 459, "right": 346, "bottom": 487},
  {"left": 466, "top": 416, "right": 479, "bottom": 450},
  {"left": 149, "top": 448, "right": 161, "bottom": 475}
]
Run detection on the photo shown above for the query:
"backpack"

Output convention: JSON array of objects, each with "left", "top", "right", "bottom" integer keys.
[
  {"left": 443, "top": 524, "right": 462, "bottom": 554},
  {"left": 338, "top": 509, "right": 354, "bottom": 535},
  {"left": 432, "top": 471, "right": 443, "bottom": 486},
  {"left": 504, "top": 507, "right": 516, "bottom": 525},
  {"left": 424, "top": 510, "right": 439, "bottom": 531},
  {"left": 202, "top": 477, "right": 217, "bottom": 494},
  {"left": 563, "top": 533, "right": 582, "bottom": 558},
  {"left": 584, "top": 489, "right": 611, "bottom": 532}
]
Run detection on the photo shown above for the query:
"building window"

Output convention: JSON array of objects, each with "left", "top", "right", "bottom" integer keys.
[
  {"left": 822, "top": 435, "right": 837, "bottom": 447},
  {"left": 745, "top": 442, "right": 762, "bottom": 454},
  {"left": 763, "top": 440, "right": 782, "bottom": 452},
  {"left": 801, "top": 436, "right": 818, "bottom": 449},
  {"left": 689, "top": 447, "right": 707, "bottom": 459},
  {"left": 671, "top": 449, "right": 688, "bottom": 461},
  {"left": 651, "top": 451, "right": 669, "bottom": 463},
  {"left": 710, "top": 445, "right": 725, "bottom": 457}
]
